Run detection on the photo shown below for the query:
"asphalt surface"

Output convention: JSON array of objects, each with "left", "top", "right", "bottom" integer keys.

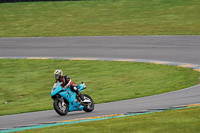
[
  {"left": 0, "top": 36, "right": 200, "bottom": 64},
  {"left": 0, "top": 36, "right": 200, "bottom": 130}
]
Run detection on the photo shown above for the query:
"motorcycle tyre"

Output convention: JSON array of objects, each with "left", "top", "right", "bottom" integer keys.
[
  {"left": 83, "top": 94, "right": 94, "bottom": 112},
  {"left": 53, "top": 98, "right": 69, "bottom": 116}
]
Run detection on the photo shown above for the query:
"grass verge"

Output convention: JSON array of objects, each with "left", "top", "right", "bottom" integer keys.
[
  {"left": 18, "top": 106, "right": 200, "bottom": 133},
  {"left": 0, "top": 0, "right": 200, "bottom": 37},
  {"left": 0, "top": 59, "right": 199, "bottom": 115}
]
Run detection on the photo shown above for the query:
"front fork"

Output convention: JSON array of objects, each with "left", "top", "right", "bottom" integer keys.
[{"left": 56, "top": 95, "right": 66, "bottom": 106}]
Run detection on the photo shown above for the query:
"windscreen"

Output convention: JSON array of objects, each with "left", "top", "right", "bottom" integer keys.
[{"left": 53, "top": 82, "right": 59, "bottom": 89}]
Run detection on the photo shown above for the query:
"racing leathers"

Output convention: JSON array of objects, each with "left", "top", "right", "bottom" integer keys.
[{"left": 56, "top": 75, "right": 85, "bottom": 101}]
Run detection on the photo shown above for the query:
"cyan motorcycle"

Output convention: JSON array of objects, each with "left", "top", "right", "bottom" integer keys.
[{"left": 51, "top": 82, "right": 94, "bottom": 116}]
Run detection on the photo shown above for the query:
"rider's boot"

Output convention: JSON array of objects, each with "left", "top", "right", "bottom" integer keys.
[
  {"left": 77, "top": 91, "right": 84, "bottom": 101},
  {"left": 74, "top": 86, "right": 90, "bottom": 103},
  {"left": 77, "top": 90, "right": 90, "bottom": 103}
]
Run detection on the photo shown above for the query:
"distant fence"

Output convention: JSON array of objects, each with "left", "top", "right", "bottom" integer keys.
[{"left": 0, "top": 0, "right": 82, "bottom": 3}]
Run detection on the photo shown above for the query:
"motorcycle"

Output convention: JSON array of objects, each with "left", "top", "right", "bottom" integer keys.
[{"left": 51, "top": 82, "right": 94, "bottom": 116}]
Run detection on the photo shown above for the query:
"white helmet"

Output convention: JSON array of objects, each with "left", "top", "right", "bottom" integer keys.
[{"left": 54, "top": 69, "right": 63, "bottom": 80}]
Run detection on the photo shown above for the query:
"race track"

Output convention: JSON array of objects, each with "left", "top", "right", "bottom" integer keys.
[{"left": 0, "top": 36, "right": 200, "bottom": 130}]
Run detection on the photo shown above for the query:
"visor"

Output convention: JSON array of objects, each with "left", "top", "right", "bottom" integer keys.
[{"left": 54, "top": 74, "right": 60, "bottom": 80}]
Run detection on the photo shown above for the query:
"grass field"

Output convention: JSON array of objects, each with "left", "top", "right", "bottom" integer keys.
[
  {"left": 0, "top": 59, "right": 199, "bottom": 115},
  {"left": 18, "top": 106, "right": 200, "bottom": 133},
  {"left": 0, "top": 0, "right": 200, "bottom": 37}
]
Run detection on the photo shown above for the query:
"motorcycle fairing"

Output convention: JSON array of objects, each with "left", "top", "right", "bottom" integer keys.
[{"left": 51, "top": 82, "right": 85, "bottom": 112}]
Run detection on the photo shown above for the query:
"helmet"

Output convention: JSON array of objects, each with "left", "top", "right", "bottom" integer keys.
[{"left": 54, "top": 69, "right": 63, "bottom": 80}]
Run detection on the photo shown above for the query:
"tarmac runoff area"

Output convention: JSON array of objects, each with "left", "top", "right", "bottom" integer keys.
[{"left": 0, "top": 57, "right": 200, "bottom": 133}]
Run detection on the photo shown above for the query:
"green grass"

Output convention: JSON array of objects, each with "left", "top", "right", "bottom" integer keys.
[
  {"left": 0, "top": 0, "right": 200, "bottom": 37},
  {"left": 0, "top": 59, "right": 199, "bottom": 115},
  {"left": 18, "top": 106, "right": 200, "bottom": 133}
]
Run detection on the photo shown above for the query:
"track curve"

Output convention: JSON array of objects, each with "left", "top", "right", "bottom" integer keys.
[{"left": 0, "top": 36, "right": 200, "bottom": 130}]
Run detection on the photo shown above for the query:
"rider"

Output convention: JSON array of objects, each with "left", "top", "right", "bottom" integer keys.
[{"left": 54, "top": 69, "right": 86, "bottom": 102}]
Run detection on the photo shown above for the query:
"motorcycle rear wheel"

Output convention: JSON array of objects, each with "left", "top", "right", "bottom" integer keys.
[
  {"left": 83, "top": 94, "right": 94, "bottom": 112},
  {"left": 53, "top": 98, "right": 69, "bottom": 116}
]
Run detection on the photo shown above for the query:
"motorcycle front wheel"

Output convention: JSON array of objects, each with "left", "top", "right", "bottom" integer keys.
[
  {"left": 83, "top": 94, "right": 94, "bottom": 112},
  {"left": 53, "top": 98, "right": 69, "bottom": 116}
]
